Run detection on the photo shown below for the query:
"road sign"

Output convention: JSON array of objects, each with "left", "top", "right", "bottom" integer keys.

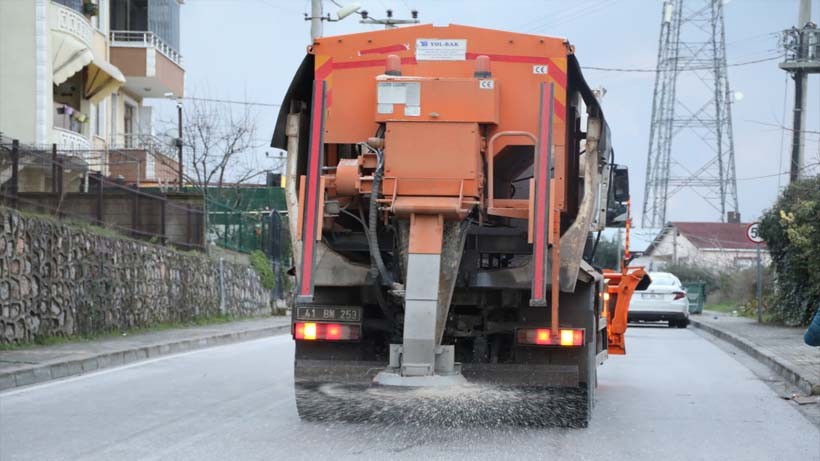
[{"left": 746, "top": 222, "right": 764, "bottom": 244}]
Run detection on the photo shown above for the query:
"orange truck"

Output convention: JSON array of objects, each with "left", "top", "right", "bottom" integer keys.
[{"left": 272, "top": 24, "right": 645, "bottom": 427}]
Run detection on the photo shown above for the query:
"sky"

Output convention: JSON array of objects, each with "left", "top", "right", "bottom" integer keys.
[{"left": 151, "top": 0, "right": 820, "bottom": 227}]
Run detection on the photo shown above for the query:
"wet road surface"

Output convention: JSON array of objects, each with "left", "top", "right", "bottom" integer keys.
[{"left": 1, "top": 327, "right": 818, "bottom": 460}]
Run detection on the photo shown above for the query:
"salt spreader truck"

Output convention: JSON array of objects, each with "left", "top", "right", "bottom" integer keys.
[{"left": 271, "top": 24, "right": 648, "bottom": 427}]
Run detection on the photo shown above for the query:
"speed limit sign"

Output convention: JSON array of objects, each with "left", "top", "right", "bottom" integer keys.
[{"left": 746, "top": 222, "right": 764, "bottom": 244}]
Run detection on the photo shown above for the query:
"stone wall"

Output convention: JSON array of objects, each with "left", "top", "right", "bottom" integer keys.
[{"left": 0, "top": 207, "right": 271, "bottom": 344}]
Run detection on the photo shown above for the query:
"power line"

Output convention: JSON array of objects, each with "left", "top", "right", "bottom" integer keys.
[
  {"left": 182, "top": 97, "right": 281, "bottom": 108},
  {"left": 584, "top": 54, "right": 783, "bottom": 73},
  {"left": 735, "top": 162, "right": 820, "bottom": 181}
]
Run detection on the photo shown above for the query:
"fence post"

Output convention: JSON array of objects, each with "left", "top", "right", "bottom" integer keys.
[
  {"left": 238, "top": 215, "right": 243, "bottom": 252},
  {"left": 218, "top": 257, "right": 226, "bottom": 315},
  {"left": 160, "top": 197, "right": 167, "bottom": 245},
  {"left": 10, "top": 139, "right": 19, "bottom": 209},
  {"left": 186, "top": 204, "right": 192, "bottom": 248},
  {"left": 270, "top": 211, "right": 283, "bottom": 301},
  {"left": 96, "top": 171, "right": 104, "bottom": 225},
  {"left": 51, "top": 144, "right": 58, "bottom": 193},
  {"left": 56, "top": 149, "right": 64, "bottom": 196},
  {"left": 131, "top": 185, "right": 139, "bottom": 238}
]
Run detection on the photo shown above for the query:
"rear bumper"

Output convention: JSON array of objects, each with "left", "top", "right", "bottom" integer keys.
[
  {"left": 295, "top": 358, "right": 583, "bottom": 388},
  {"left": 628, "top": 311, "right": 689, "bottom": 322}
]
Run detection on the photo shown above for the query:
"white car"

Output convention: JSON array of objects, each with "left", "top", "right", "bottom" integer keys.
[{"left": 628, "top": 271, "right": 690, "bottom": 328}]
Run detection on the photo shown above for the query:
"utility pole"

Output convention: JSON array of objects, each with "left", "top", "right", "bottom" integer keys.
[
  {"left": 177, "top": 100, "right": 183, "bottom": 191},
  {"left": 780, "top": 0, "right": 818, "bottom": 182},
  {"left": 310, "top": 0, "right": 323, "bottom": 41}
]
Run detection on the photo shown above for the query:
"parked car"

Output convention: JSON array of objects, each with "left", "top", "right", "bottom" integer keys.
[{"left": 628, "top": 271, "right": 689, "bottom": 328}]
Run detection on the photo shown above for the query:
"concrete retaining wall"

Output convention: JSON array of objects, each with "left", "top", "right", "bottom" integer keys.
[{"left": 0, "top": 206, "right": 271, "bottom": 344}]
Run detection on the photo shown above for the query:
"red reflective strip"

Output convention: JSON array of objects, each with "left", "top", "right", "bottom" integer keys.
[
  {"left": 299, "top": 84, "right": 324, "bottom": 297},
  {"left": 315, "top": 58, "right": 334, "bottom": 81},
  {"left": 465, "top": 52, "right": 568, "bottom": 89},
  {"left": 546, "top": 58, "right": 567, "bottom": 89},
  {"left": 466, "top": 51, "right": 548, "bottom": 64},
  {"left": 553, "top": 99, "right": 566, "bottom": 122},
  {"left": 358, "top": 43, "right": 409, "bottom": 55},
  {"left": 532, "top": 85, "right": 551, "bottom": 301},
  {"left": 334, "top": 56, "right": 417, "bottom": 69}
]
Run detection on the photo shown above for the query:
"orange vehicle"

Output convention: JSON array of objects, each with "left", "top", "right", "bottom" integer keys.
[{"left": 272, "top": 24, "right": 641, "bottom": 427}]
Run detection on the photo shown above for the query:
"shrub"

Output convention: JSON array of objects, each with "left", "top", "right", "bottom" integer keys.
[
  {"left": 759, "top": 176, "right": 820, "bottom": 326},
  {"left": 249, "top": 250, "right": 275, "bottom": 290},
  {"left": 664, "top": 263, "right": 722, "bottom": 295}
]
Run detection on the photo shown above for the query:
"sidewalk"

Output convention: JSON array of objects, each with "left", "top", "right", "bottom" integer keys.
[
  {"left": 0, "top": 316, "right": 291, "bottom": 391},
  {"left": 691, "top": 311, "right": 820, "bottom": 395}
]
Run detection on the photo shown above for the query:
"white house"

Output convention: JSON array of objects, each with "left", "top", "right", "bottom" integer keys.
[
  {"left": 0, "top": 0, "right": 184, "bottom": 186},
  {"left": 633, "top": 222, "right": 770, "bottom": 271}
]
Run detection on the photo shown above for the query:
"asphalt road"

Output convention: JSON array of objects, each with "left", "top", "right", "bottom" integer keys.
[{"left": 1, "top": 327, "right": 818, "bottom": 461}]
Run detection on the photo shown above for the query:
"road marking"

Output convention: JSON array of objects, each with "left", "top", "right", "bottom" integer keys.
[{"left": 0, "top": 335, "right": 293, "bottom": 397}]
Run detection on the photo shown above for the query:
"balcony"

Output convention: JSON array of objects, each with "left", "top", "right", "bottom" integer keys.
[
  {"left": 52, "top": 127, "right": 91, "bottom": 151},
  {"left": 50, "top": 2, "right": 125, "bottom": 102},
  {"left": 108, "top": 134, "right": 180, "bottom": 185},
  {"left": 110, "top": 31, "right": 185, "bottom": 99}
]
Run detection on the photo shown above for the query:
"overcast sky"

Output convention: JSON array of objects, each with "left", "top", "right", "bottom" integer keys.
[{"left": 153, "top": 0, "right": 820, "bottom": 226}]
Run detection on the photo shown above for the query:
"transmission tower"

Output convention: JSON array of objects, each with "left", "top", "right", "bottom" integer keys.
[{"left": 642, "top": 0, "right": 740, "bottom": 227}]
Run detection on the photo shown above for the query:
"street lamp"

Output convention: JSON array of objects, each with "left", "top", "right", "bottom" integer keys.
[
  {"left": 164, "top": 91, "right": 183, "bottom": 191},
  {"left": 306, "top": 1, "right": 362, "bottom": 40}
]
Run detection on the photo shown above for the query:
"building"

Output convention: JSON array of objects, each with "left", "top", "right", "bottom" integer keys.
[
  {"left": 635, "top": 222, "right": 770, "bottom": 271},
  {"left": 0, "top": 0, "right": 183, "bottom": 188}
]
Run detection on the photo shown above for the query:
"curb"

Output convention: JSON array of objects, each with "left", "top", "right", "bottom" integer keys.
[
  {"left": 0, "top": 324, "right": 291, "bottom": 391},
  {"left": 690, "top": 317, "right": 819, "bottom": 396}
]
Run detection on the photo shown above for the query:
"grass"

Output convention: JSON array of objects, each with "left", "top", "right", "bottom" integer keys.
[
  {"left": 704, "top": 302, "right": 738, "bottom": 314},
  {"left": 0, "top": 313, "right": 255, "bottom": 351},
  {"left": 705, "top": 301, "right": 771, "bottom": 321}
]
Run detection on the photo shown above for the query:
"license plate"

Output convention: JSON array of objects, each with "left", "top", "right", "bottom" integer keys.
[{"left": 296, "top": 306, "right": 362, "bottom": 322}]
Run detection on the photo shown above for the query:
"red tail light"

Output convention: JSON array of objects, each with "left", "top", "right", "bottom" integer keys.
[
  {"left": 516, "top": 328, "right": 585, "bottom": 346},
  {"left": 294, "top": 322, "right": 361, "bottom": 341},
  {"left": 673, "top": 291, "right": 686, "bottom": 300}
]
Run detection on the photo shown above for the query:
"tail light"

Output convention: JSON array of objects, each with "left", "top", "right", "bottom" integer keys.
[
  {"left": 516, "top": 328, "right": 585, "bottom": 346},
  {"left": 673, "top": 291, "right": 686, "bottom": 300},
  {"left": 294, "top": 322, "right": 361, "bottom": 341}
]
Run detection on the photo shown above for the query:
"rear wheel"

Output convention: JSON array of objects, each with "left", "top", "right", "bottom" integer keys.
[{"left": 677, "top": 318, "right": 689, "bottom": 329}]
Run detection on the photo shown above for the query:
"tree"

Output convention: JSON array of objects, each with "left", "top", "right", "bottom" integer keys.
[
  {"left": 759, "top": 175, "right": 820, "bottom": 326},
  {"left": 591, "top": 236, "right": 621, "bottom": 270},
  {"left": 164, "top": 96, "right": 266, "bottom": 248},
  {"left": 174, "top": 97, "right": 264, "bottom": 200}
]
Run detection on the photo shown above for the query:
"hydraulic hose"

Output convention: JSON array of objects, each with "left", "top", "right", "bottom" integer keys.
[{"left": 367, "top": 148, "right": 394, "bottom": 286}]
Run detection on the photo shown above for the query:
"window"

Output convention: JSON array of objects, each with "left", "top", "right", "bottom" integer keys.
[
  {"left": 54, "top": 0, "right": 82, "bottom": 14},
  {"left": 93, "top": 100, "right": 106, "bottom": 139},
  {"left": 110, "top": 94, "right": 118, "bottom": 141},
  {"left": 124, "top": 102, "right": 136, "bottom": 147},
  {"left": 97, "top": 0, "right": 107, "bottom": 34},
  {"left": 111, "top": 0, "right": 179, "bottom": 51}
]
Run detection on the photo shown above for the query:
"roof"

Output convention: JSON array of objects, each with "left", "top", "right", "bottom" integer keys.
[
  {"left": 600, "top": 227, "right": 664, "bottom": 253},
  {"left": 673, "top": 222, "right": 764, "bottom": 250}
]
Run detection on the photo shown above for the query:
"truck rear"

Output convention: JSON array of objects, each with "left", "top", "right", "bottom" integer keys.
[{"left": 271, "top": 24, "right": 641, "bottom": 427}]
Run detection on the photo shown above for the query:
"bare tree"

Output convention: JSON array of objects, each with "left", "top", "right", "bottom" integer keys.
[
  {"left": 172, "top": 97, "right": 265, "bottom": 202},
  {"left": 160, "top": 96, "right": 266, "bottom": 247}
]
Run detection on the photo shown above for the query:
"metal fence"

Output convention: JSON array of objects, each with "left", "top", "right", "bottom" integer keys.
[
  {"left": 0, "top": 136, "right": 205, "bottom": 250},
  {"left": 188, "top": 186, "right": 287, "bottom": 255}
]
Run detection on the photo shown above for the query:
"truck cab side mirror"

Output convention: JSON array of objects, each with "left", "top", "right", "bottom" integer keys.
[{"left": 612, "top": 165, "right": 629, "bottom": 203}]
